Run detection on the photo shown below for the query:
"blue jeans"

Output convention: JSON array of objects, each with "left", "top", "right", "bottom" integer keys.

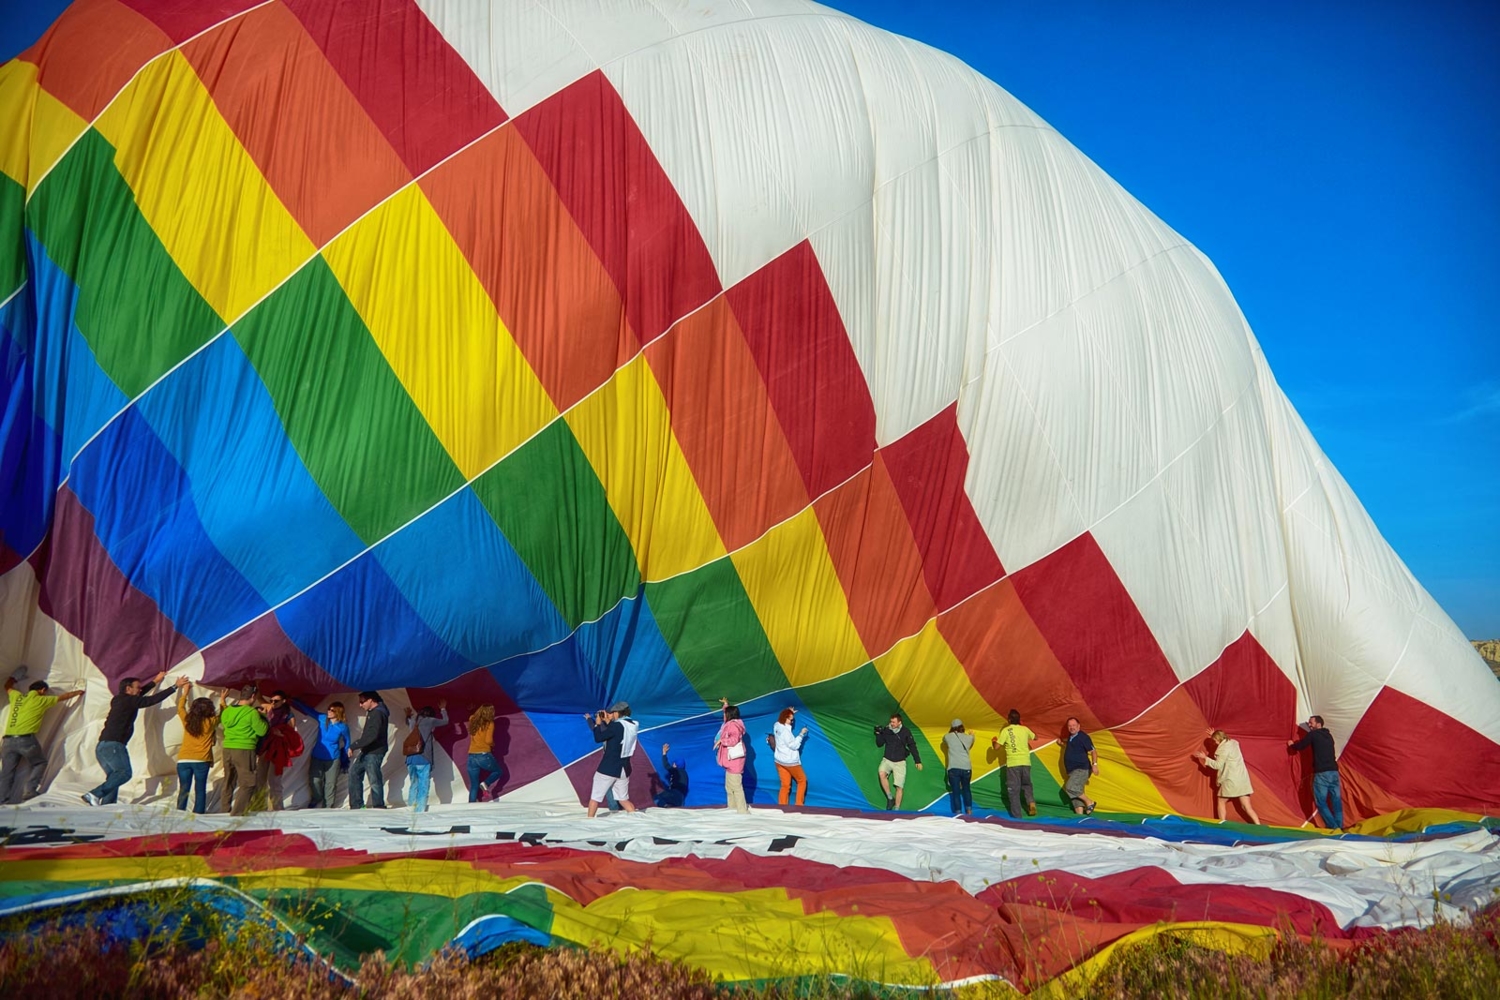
[
  {"left": 90, "top": 741, "right": 132, "bottom": 804},
  {"left": 1312, "top": 770, "right": 1344, "bottom": 830},
  {"left": 947, "top": 768, "right": 973, "bottom": 814},
  {"left": 406, "top": 758, "right": 431, "bottom": 812},
  {"left": 349, "top": 748, "right": 387, "bottom": 808},
  {"left": 466, "top": 752, "right": 502, "bottom": 802},
  {"left": 176, "top": 761, "right": 210, "bottom": 813}
]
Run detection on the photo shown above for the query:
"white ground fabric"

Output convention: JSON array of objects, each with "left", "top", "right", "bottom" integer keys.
[{"left": 6, "top": 792, "right": 1497, "bottom": 932}]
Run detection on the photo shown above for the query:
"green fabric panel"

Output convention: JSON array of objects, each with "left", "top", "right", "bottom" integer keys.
[
  {"left": 0, "top": 171, "right": 24, "bottom": 299},
  {"left": 645, "top": 557, "right": 789, "bottom": 705},
  {"left": 257, "top": 887, "right": 554, "bottom": 971},
  {"left": 27, "top": 129, "right": 223, "bottom": 398},
  {"left": 230, "top": 257, "right": 465, "bottom": 544},
  {"left": 796, "top": 663, "right": 946, "bottom": 809},
  {"left": 472, "top": 419, "right": 639, "bottom": 628}
]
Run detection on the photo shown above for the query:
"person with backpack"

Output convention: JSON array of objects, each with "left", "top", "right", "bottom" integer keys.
[
  {"left": 349, "top": 691, "right": 390, "bottom": 809},
  {"left": 290, "top": 698, "right": 350, "bottom": 808},
  {"left": 403, "top": 701, "right": 449, "bottom": 812},
  {"left": 464, "top": 704, "right": 503, "bottom": 803},
  {"left": 1, "top": 670, "right": 84, "bottom": 804},
  {"left": 172, "top": 678, "right": 218, "bottom": 814},
  {"left": 874, "top": 713, "right": 922, "bottom": 810},
  {"left": 993, "top": 708, "right": 1039, "bottom": 818},
  {"left": 255, "top": 690, "right": 303, "bottom": 811},
  {"left": 714, "top": 697, "right": 750, "bottom": 814},
  {"left": 83, "top": 671, "right": 175, "bottom": 807},
  {"left": 584, "top": 701, "right": 639, "bottom": 817},
  {"left": 772, "top": 706, "right": 809, "bottom": 806},
  {"left": 220, "top": 686, "right": 270, "bottom": 816}
]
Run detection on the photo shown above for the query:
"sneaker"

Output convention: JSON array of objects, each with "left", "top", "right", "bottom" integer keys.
[
  {"left": 82, "top": 792, "right": 101, "bottom": 807},
  {"left": 885, "top": 796, "right": 895, "bottom": 810}
]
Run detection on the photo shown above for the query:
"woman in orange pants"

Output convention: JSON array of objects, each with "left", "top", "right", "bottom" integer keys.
[{"left": 772, "top": 707, "right": 810, "bottom": 805}]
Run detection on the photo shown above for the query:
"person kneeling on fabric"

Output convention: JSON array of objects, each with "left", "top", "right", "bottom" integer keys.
[{"left": 653, "top": 742, "right": 689, "bottom": 808}]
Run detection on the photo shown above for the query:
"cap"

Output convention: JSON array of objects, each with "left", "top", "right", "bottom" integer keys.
[
  {"left": 951, "top": 718, "right": 963, "bottom": 728},
  {"left": 608, "top": 700, "right": 630, "bottom": 714}
]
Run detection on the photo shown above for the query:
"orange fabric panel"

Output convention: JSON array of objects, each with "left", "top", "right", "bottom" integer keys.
[
  {"left": 421, "top": 127, "right": 634, "bottom": 412},
  {"left": 644, "top": 296, "right": 809, "bottom": 551},
  {"left": 811, "top": 455, "right": 937, "bottom": 656},
  {"left": 938, "top": 579, "right": 1099, "bottom": 735},
  {"left": 181, "top": 2, "right": 411, "bottom": 247},
  {"left": 1334, "top": 758, "right": 1411, "bottom": 827},
  {"left": 1109, "top": 687, "right": 1217, "bottom": 818},
  {"left": 22, "top": 0, "right": 172, "bottom": 121}
]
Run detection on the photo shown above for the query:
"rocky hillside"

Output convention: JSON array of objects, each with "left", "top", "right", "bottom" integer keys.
[{"left": 1476, "top": 640, "right": 1500, "bottom": 680}]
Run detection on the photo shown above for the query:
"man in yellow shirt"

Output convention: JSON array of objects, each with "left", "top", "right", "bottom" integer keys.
[
  {"left": 1, "top": 671, "right": 85, "bottom": 803},
  {"left": 991, "top": 708, "right": 1038, "bottom": 818}
]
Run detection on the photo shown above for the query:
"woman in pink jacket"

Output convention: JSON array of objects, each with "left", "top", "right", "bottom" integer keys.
[{"left": 714, "top": 697, "right": 750, "bottom": 813}]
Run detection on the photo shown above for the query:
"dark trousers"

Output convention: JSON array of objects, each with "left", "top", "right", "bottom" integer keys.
[
  {"left": 0, "top": 735, "right": 48, "bottom": 803},
  {"left": 308, "top": 756, "right": 338, "bottom": 808},
  {"left": 1005, "top": 765, "right": 1034, "bottom": 817},
  {"left": 176, "top": 761, "right": 210, "bottom": 813},
  {"left": 349, "top": 748, "right": 387, "bottom": 808},
  {"left": 224, "top": 748, "right": 260, "bottom": 816},
  {"left": 946, "top": 768, "right": 973, "bottom": 814}
]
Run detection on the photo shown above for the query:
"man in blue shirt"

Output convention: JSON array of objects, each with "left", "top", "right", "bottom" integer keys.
[{"left": 1063, "top": 717, "right": 1099, "bottom": 815}]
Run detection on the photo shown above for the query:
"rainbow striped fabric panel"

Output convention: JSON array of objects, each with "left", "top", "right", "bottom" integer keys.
[{"left": 1, "top": 0, "right": 1496, "bottom": 821}]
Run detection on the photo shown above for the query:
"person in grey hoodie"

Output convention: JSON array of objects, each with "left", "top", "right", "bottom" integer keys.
[
  {"left": 349, "top": 691, "right": 390, "bottom": 809},
  {"left": 403, "top": 700, "right": 449, "bottom": 812},
  {"left": 943, "top": 719, "right": 975, "bottom": 816}
]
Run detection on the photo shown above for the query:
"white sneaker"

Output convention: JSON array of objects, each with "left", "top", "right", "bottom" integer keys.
[{"left": 82, "top": 792, "right": 102, "bottom": 807}]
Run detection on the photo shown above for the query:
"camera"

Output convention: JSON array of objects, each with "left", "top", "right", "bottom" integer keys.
[{"left": 873, "top": 724, "right": 884, "bottom": 735}]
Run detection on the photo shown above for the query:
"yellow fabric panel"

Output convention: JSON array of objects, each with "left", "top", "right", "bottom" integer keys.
[
  {"left": 1349, "top": 808, "right": 1485, "bottom": 837},
  {"left": 322, "top": 185, "right": 557, "bottom": 480},
  {"left": 563, "top": 354, "right": 726, "bottom": 580},
  {"left": 0, "top": 60, "right": 36, "bottom": 187},
  {"left": 95, "top": 50, "right": 314, "bottom": 322},
  {"left": 875, "top": 621, "right": 1005, "bottom": 777},
  {"left": 731, "top": 506, "right": 870, "bottom": 686},
  {"left": 232, "top": 858, "right": 529, "bottom": 898},
  {"left": 1030, "top": 921, "right": 1278, "bottom": 1000},
  {"left": 27, "top": 86, "right": 89, "bottom": 194},
  {"left": 554, "top": 886, "right": 940, "bottom": 986},
  {"left": 1032, "top": 728, "right": 1174, "bottom": 816},
  {"left": 0, "top": 856, "right": 212, "bottom": 883}
]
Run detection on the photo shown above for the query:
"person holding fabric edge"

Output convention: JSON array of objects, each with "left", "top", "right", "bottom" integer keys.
[
  {"left": 255, "top": 690, "right": 303, "bottom": 810},
  {"left": 1288, "top": 715, "right": 1344, "bottom": 830},
  {"left": 943, "top": 719, "right": 975, "bottom": 816},
  {"left": 772, "top": 706, "right": 809, "bottom": 806},
  {"left": 83, "top": 671, "right": 174, "bottom": 807},
  {"left": 348, "top": 691, "right": 391, "bottom": 810},
  {"left": 874, "top": 713, "right": 922, "bottom": 810},
  {"left": 464, "top": 704, "right": 504, "bottom": 802},
  {"left": 291, "top": 697, "right": 350, "bottom": 808},
  {"left": 1, "top": 670, "right": 84, "bottom": 803},
  {"left": 1062, "top": 716, "right": 1099, "bottom": 815},
  {"left": 1193, "top": 728, "right": 1262, "bottom": 825},
  {"left": 654, "top": 742, "right": 689, "bottom": 808},
  {"left": 993, "top": 709, "right": 1039, "bottom": 818},
  {"left": 220, "top": 687, "right": 269, "bottom": 816},
  {"left": 585, "top": 701, "right": 639, "bottom": 817},
  {"left": 172, "top": 678, "right": 218, "bottom": 814},
  {"left": 715, "top": 697, "right": 751, "bottom": 813},
  {"left": 403, "top": 701, "right": 449, "bottom": 812}
]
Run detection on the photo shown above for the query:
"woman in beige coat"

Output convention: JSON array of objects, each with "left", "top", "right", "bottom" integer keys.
[{"left": 1192, "top": 729, "right": 1262, "bottom": 824}]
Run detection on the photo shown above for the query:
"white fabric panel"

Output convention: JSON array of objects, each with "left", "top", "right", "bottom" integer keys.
[{"left": 1385, "top": 602, "right": 1500, "bottom": 739}]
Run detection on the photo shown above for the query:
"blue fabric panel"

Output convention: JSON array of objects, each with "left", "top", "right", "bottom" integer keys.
[
  {"left": 453, "top": 915, "right": 552, "bottom": 958},
  {"left": 575, "top": 592, "right": 704, "bottom": 731},
  {"left": 487, "top": 637, "right": 606, "bottom": 765},
  {"left": 68, "top": 407, "right": 268, "bottom": 645},
  {"left": 134, "top": 335, "right": 363, "bottom": 606},
  {"left": 0, "top": 290, "right": 57, "bottom": 559},
  {"left": 274, "top": 550, "right": 477, "bottom": 691},
  {"left": 371, "top": 487, "right": 568, "bottom": 665}
]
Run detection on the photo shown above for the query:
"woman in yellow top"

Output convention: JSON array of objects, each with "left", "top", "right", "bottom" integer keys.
[
  {"left": 992, "top": 708, "right": 1039, "bottom": 818},
  {"left": 174, "top": 678, "right": 219, "bottom": 814},
  {"left": 466, "top": 705, "right": 504, "bottom": 802}
]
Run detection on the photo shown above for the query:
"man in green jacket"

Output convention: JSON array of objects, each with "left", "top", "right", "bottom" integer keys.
[{"left": 220, "top": 687, "right": 269, "bottom": 816}]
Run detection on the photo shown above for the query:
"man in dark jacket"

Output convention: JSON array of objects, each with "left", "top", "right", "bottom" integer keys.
[
  {"left": 585, "top": 701, "right": 639, "bottom": 817},
  {"left": 349, "top": 691, "right": 390, "bottom": 809},
  {"left": 874, "top": 713, "right": 922, "bottom": 810},
  {"left": 83, "top": 671, "right": 173, "bottom": 806},
  {"left": 653, "top": 741, "right": 689, "bottom": 808},
  {"left": 1288, "top": 715, "right": 1344, "bottom": 830}
]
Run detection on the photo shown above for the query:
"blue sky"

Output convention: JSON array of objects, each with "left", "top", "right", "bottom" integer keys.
[{"left": 3, "top": 2, "right": 1495, "bottom": 637}]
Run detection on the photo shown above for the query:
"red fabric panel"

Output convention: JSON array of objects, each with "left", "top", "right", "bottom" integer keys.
[
  {"left": 1010, "top": 533, "right": 1179, "bottom": 728},
  {"left": 938, "top": 579, "right": 1100, "bottom": 733},
  {"left": 21, "top": 0, "right": 173, "bottom": 122},
  {"left": 183, "top": 1, "right": 413, "bottom": 246},
  {"left": 117, "top": 0, "right": 261, "bottom": 43},
  {"left": 421, "top": 127, "right": 633, "bottom": 411},
  {"left": 981, "top": 866, "right": 1350, "bottom": 938},
  {"left": 1183, "top": 632, "right": 1308, "bottom": 821},
  {"left": 811, "top": 458, "right": 935, "bottom": 655},
  {"left": 1340, "top": 685, "right": 1500, "bottom": 816},
  {"left": 1334, "top": 757, "right": 1411, "bottom": 825},
  {"left": 0, "top": 539, "right": 19, "bottom": 577},
  {"left": 725, "top": 240, "right": 876, "bottom": 499},
  {"left": 879, "top": 403, "right": 1005, "bottom": 610},
  {"left": 406, "top": 671, "right": 560, "bottom": 798},
  {"left": 29, "top": 486, "right": 197, "bottom": 687},
  {"left": 644, "top": 296, "right": 809, "bottom": 550},
  {"left": 514, "top": 71, "right": 721, "bottom": 344},
  {"left": 199, "top": 612, "right": 342, "bottom": 693},
  {"left": 283, "top": 0, "right": 507, "bottom": 177}
]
